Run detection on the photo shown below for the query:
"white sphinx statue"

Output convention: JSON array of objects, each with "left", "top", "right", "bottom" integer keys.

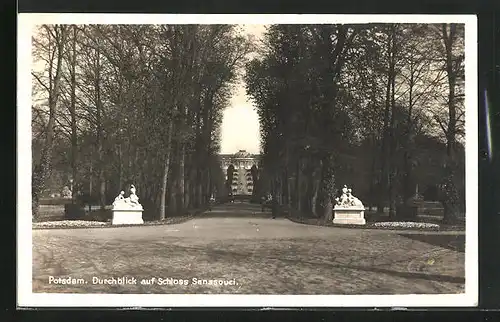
[
  {"left": 111, "top": 184, "right": 144, "bottom": 225},
  {"left": 333, "top": 185, "right": 365, "bottom": 225}
]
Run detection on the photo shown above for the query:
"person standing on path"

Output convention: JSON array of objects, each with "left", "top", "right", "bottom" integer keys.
[
  {"left": 261, "top": 193, "right": 270, "bottom": 212},
  {"left": 208, "top": 194, "right": 215, "bottom": 211}
]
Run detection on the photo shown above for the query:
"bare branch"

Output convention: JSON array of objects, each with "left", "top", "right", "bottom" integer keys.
[{"left": 31, "top": 72, "right": 50, "bottom": 92}]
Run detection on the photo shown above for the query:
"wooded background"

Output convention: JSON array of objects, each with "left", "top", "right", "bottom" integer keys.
[
  {"left": 245, "top": 24, "right": 465, "bottom": 223},
  {"left": 31, "top": 23, "right": 466, "bottom": 223}
]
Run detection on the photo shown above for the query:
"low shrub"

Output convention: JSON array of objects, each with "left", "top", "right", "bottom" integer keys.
[
  {"left": 64, "top": 204, "right": 86, "bottom": 220},
  {"left": 85, "top": 209, "right": 112, "bottom": 222}
]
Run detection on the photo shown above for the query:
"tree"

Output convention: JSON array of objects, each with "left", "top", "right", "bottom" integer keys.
[
  {"left": 246, "top": 23, "right": 465, "bottom": 223},
  {"left": 246, "top": 24, "right": 360, "bottom": 222},
  {"left": 32, "top": 25, "right": 69, "bottom": 219},
  {"left": 32, "top": 24, "right": 253, "bottom": 220},
  {"left": 433, "top": 23, "right": 465, "bottom": 223}
]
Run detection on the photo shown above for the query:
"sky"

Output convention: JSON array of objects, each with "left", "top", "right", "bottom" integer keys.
[{"left": 219, "top": 25, "right": 267, "bottom": 155}]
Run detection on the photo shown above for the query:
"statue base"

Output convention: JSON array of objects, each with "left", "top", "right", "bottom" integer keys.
[
  {"left": 111, "top": 205, "right": 144, "bottom": 225},
  {"left": 333, "top": 207, "right": 366, "bottom": 225}
]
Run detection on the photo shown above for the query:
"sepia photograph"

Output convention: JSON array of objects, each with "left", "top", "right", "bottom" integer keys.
[{"left": 17, "top": 14, "right": 478, "bottom": 307}]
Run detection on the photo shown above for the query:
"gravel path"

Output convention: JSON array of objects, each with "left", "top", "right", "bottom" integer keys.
[{"left": 32, "top": 203, "right": 465, "bottom": 295}]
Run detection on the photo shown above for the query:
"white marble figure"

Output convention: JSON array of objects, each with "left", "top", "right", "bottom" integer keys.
[
  {"left": 335, "top": 185, "right": 364, "bottom": 208},
  {"left": 127, "top": 185, "right": 140, "bottom": 206},
  {"left": 335, "top": 185, "right": 350, "bottom": 206},
  {"left": 112, "top": 185, "right": 142, "bottom": 209},
  {"left": 62, "top": 186, "right": 72, "bottom": 199},
  {"left": 113, "top": 191, "right": 125, "bottom": 206},
  {"left": 346, "top": 188, "right": 364, "bottom": 207},
  {"left": 111, "top": 184, "right": 144, "bottom": 225}
]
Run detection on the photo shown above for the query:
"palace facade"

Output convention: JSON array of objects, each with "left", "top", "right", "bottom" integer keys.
[{"left": 219, "top": 150, "right": 261, "bottom": 196}]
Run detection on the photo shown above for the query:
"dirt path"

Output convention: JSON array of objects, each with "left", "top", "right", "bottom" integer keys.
[{"left": 32, "top": 202, "right": 465, "bottom": 294}]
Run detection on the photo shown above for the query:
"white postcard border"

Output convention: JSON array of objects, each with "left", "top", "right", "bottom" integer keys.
[{"left": 17, "top": 13, "right": 478, "bottom": 308}]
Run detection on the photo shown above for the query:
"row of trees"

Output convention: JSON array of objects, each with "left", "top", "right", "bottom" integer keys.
[
  {"left": 32, "top": 24, "right": 253, "bottom": 219},
  {"left": 245, "top": 23, "right": 465, "bottom": 223}
]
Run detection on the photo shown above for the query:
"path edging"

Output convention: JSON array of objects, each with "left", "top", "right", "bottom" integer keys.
[{"left": 285, "top": 216, "right": 465, "bottom": 233}]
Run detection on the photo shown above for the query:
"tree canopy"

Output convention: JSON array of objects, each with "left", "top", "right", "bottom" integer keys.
[
  {"left": 245, "top": 23, "right": 465, "bottom": 222},
  {"left": 32, "top": 24, "right": 253, "bottom": 220}
]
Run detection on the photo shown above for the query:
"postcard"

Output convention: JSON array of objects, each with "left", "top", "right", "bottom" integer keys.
[{"left": 18, "top": 13, "right": 478, "bottom": 308}]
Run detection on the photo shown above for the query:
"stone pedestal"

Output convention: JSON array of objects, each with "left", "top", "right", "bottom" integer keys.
[
  {"left": 111, "top": 205, "right": 144, "bottom": 225},
  {"left": 333, "top": 207, "right": 366, "bottom": 225}
]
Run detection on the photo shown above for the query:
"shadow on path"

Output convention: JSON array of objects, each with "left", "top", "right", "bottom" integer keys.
[
  {"left": 343, "top": 263, "right": 465, "bottom": 284},
  {"left": 398, "top": 234, "right": 465, "bottom": 253},
  {"left": 201, "top": 202, "right": 273, "bottom": 219},
  {"left": 200, "top": 212, "right": 273, "bottom": 219},
  {"left": 158, "top": 242, "right": 465, "bottom": 285}
]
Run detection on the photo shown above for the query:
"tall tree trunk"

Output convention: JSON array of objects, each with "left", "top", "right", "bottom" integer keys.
[
  {"left": 159, "top": 121, "right": 173, "bottom": 220},
  {"left": 322, "top": 155, "right": 336, "bottom": 223},
  {"left": 206, "top": 168, "right": 212, "bottom": 202},
  {"left": 378, "top": 24, "right": 395, "bottom": 215},
  {"left": 185, "top": 173, "right": 191, "bottom": 209},
  {"left": 368, "top": 135, "right": 378, "bottom": 212},
  {"left": 318, "top": 25, "right": 352, "bottom": 221},
  {"left": 388, "top": 24, "right": 397, "bottom": 219},
  {"left": 295, "top": 158, "right": 302, "bottom": 212},
  {"left": 197, "top": 170, "right": 203, "bottom": 207},
  {"left": 118, "top": 144, "right": 123, "bottom": 190},
  {"left": 95, "top": 41, "right": 106, "bottom": 210},
  {"left": 402, "top": 58, "right": 415, "bottom": 201},
  {"left": 284, "top": 146, "right": 291, "bottom": 210},
  {"left": 441, "top": 23, "right": 460, "bottom": 223},
  {"left": 169, "top": 160, "right": 177, "bottom": 215},
  {"left": 69, "top": 26, "right": 78, "bottom": 196},
  {"left": 303, "top": 165, "right": 311, "bottom": 213},
  {"left": 89, "top": 149, "right": 93, "bottom": 196},
  {"left": 32, "top": 25, "right": 67, "bottom": 219},
  {"left": 311, "top": 160, "right": 322, "bottom": 217},
  {"left": 179, "top": 144, "right": 186, "bottom": 211}
]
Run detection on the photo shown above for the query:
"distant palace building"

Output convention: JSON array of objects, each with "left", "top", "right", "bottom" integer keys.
[{"left": 219, "top": 150, "right": 261, "bottom": 196}]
